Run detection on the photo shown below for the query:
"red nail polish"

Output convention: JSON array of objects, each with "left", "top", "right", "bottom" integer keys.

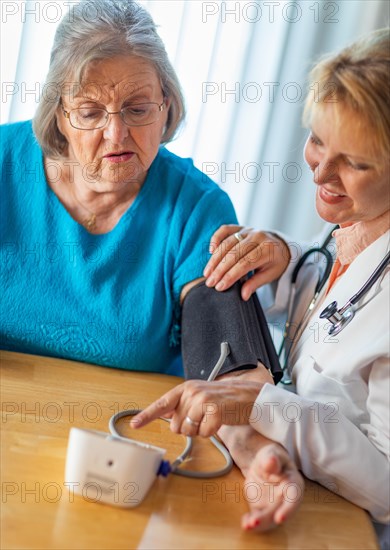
[{"left": 254, "top": 519, "right": 261, "bottom": 527}]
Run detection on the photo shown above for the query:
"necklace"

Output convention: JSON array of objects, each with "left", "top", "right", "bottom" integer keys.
[
  {"left": 69, "top": 188, "right": 97, "bottom": 231},
  {"left": 46, "top": 158, "right": 138, "bottom": 232},
  {"left": 81, "top": 212, "right": 97, "bottom": 231},
  {"left": 69, "top": 183, "right": 139, "bottom": 232}
]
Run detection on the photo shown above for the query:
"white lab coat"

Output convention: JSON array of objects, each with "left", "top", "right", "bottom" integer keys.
[{"left": 251, "top": 229, "right": 390, "bottom": 523}]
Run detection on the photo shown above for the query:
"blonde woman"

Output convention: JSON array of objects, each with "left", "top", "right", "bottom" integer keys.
[{"left": 133, "top": 29, "right": 390, "bottom": 545}]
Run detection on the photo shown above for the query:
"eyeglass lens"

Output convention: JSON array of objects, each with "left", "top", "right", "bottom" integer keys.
[{"left": 69, "top": 103, "right": 161, "bottom": 129}]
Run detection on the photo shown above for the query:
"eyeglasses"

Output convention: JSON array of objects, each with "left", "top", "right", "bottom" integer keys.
[{"left": 61, "top": 101, "right": 166, "bottom": 130}]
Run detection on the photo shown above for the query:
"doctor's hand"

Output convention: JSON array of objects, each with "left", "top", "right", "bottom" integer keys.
[
  {"left": 130, "top": 379, "right": 264, "bottom": 438},
  {"left": 203, "top": 225, "right": 291, "bottom": 301}
]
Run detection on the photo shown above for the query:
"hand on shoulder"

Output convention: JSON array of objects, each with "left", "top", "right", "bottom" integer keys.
[{"left": 203, "top": 225, "right": 291, "bottom": 300}]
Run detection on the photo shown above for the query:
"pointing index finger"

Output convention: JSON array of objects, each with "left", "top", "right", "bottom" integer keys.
[{"left": 129, "top": 384, "right": 184, "bottom": 428}]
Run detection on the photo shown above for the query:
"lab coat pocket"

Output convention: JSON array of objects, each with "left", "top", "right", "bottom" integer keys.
[
  {"left": 300, "top": 355, "right": 368, "bottom": 426},
  {"left": 297, "top": 355, "right": 337, "bottom": 400}
]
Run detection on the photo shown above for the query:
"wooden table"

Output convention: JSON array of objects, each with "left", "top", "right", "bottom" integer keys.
[{"left": 1, "top": 351, "right": 378, "bottom": 549}]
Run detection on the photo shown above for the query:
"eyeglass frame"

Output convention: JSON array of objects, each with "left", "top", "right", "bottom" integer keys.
[{"left": 61, "top": 100, "right": 167, "bottom": 130}]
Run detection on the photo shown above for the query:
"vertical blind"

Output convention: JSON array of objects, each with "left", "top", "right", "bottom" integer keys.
[{"left": 1, "top": 0, "right": 388, "bottom": 240}]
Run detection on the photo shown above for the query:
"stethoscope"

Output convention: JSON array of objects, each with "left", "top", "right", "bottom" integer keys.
[
  {"left": 279, "top": 226, "right": 390, "bottom": 383},
  {"left": 320, "top": 250, "right": 390, "bottom": 336}
]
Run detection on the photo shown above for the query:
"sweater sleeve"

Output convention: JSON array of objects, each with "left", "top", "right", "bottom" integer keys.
[{"left": 172, "top": 188, "right": 237, "bottom": 300}]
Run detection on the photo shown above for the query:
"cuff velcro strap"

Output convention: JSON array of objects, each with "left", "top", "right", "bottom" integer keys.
[{"left": 181, "top": 281, "right": 282, "bottom": 383}]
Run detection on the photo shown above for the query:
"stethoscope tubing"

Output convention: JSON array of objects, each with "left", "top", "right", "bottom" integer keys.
[
  {"left": 279, "top": 227, "right": 389, "bottom": 381},
  {"left": 348, "top": 250, "right": 390, "bottom": 307},
  {"left": 291, "top": 247, "right": 333, "bottom": 294},
  {"left": 279, "top": 241, "right": 335, "bottom": 367}
]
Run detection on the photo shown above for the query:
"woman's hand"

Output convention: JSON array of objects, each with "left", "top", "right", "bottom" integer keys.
[
  {"left": 241, "top": 443, "right": 305, "bottom": 531},
  {"left": 203, "top": 224, "right": 291, "bottom": 301},
  {"left": 130, "top": 379, "right": 265, "bottom": 438}
]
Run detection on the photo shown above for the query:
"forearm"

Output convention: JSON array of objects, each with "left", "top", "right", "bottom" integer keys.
[
  {"left": 217, "top": 425, "right": 281, "bottom": 477},
  {"left": 215, "top": 365, "right": 280, "bottom": 476},
  {"left": 251, "top": 383, "right": 390, "bottom": 522}
]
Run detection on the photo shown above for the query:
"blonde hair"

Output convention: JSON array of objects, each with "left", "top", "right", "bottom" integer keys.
[
  {"left": 33, "top": 0, "right": 185, "bottom": 158},
  {"left": 303, "top": 28, "right": 390, "bottom": 160}
]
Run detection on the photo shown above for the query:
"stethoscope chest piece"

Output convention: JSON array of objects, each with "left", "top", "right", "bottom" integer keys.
[{"left": 320, "top": 300, "right": 355, "bottom": 336}]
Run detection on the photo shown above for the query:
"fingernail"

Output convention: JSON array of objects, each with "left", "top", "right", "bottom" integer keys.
[
  {"left": 215, "top": 281, "right": 225, "bottom": 291},
  {"left": 279, "top": 515, "right": 286, "bottom": 523},
  {"left": 242, "top": 288, "right": 252, "bottom": 301},
  {"left": 129, "top": 419, "right": 140, "bottom": 428},
  {"left": 203, "top": 266, "right": 210, "bottom": 277},
  {"left": 206, "top": 277, "right": 215, "bottom": 287},
  {"left": 254, "top": 519, "right": 261, "bottom": 527}
]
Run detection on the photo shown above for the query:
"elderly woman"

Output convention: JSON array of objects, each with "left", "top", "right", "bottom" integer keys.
[
  {"left": 0, "top": 0, "right": 236, "bottom": 373},
  {"left": 132, "top": 28, "right": 390, "bottom": 542}
]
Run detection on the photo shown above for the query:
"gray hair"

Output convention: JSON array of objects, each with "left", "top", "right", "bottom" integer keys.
[{"left": 33, "top": 0, "right": 186, "bottom": 157}]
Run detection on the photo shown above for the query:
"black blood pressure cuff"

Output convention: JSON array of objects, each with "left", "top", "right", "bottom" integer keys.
[{"left": 181, "top": 281, "right": 283, "bottom": 384}]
